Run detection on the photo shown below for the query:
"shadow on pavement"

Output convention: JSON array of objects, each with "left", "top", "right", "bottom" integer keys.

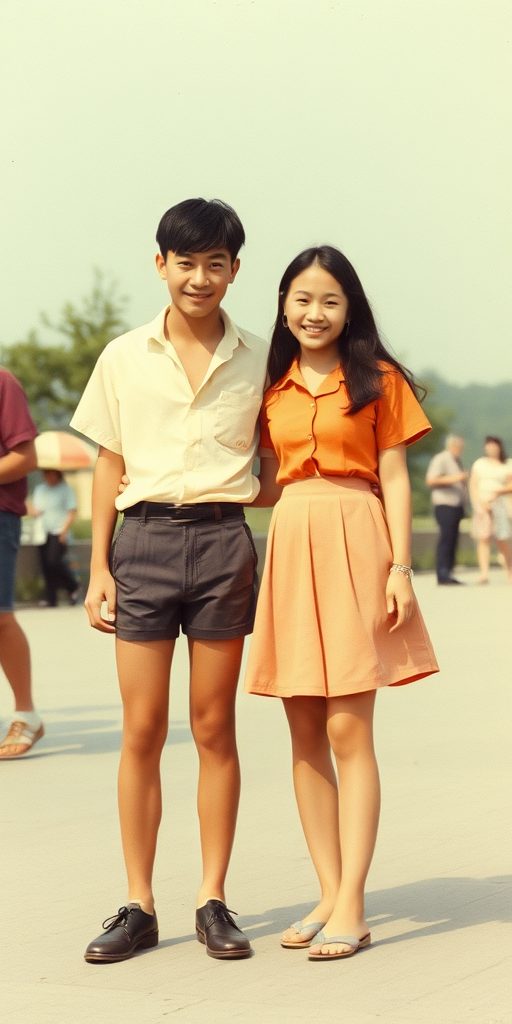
[
  {"left": 11, "top": 709, "right": 192, "bottom": 757},
  {"left": 70, "top": 876, "right": 512, "bottom": 953},
  {"left": 223, "top": 874, "right": 512, "bottom": 946}
]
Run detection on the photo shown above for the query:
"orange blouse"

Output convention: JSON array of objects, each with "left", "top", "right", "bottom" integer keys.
[{"left": 258, "top": 360, "right": 431, "bottom": 486}]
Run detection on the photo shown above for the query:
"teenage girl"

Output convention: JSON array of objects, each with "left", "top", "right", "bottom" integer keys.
[{"left": 245, "top": 245, "right": 439, "bottom": 962}]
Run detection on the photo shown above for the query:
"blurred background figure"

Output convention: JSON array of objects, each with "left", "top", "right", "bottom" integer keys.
[
  {"left": 426, "top": 434, "right": 467, "bottom": 585},
  {"left": 28, "top": 469, "right": 80, "bottom": 607},
  {"left": 469, "top": 436, "right": 512, "bottom": 584},
  {"left": 0, "top": 367, "right": 44, "bottom": 759}
]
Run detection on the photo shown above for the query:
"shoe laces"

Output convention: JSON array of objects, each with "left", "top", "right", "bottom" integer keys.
[
  {"left": 205, "top": 900, "right": 238, "bottom": 928},
  {"left": 102, "top": 906, "right": 136, "bottom": 931}
]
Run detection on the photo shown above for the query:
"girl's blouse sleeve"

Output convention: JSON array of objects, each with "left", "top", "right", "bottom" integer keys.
[
  {"left": 375, "top": 370, "right": 431, "bottom": 450},
  {"left": 257, "top": 403, "right": 277, "bottom": 457}
]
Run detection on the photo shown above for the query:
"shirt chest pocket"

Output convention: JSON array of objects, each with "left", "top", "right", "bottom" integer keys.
[{"left": 213, "top": 392, "right": 261, "bottom": 452}]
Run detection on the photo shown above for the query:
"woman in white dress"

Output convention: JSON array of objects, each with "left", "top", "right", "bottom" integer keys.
[{"left": 469, "top": 436, "right": 512, "bottom": 583}]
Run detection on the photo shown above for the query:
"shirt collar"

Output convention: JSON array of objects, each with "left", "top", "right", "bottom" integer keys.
[
  {"left": 272, "top": 358, "right": 345, "bottom": 394},
  {"left": 146, "top": 307, "right": 250, "bottom": 354}
]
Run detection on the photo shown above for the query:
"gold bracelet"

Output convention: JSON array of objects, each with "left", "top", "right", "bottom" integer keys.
[{"left": 389, "top": 563, "right": 413, "bottom": 581}]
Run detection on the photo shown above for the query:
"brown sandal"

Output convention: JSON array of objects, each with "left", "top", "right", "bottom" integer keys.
[{"left": 0, "top": 720, "right": 45, "bottom": 759}]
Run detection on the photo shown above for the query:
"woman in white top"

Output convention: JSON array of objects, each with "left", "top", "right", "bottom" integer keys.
[{"left": 469, "top": 436, "right": 512, "bottom": 583}]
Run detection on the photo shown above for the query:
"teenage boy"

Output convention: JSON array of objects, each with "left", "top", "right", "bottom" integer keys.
[{"left": 71, "top": 198, "right": 268, "bottom": 963}]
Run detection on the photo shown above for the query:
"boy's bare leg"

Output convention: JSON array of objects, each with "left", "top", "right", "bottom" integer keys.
[
  {"left": 116, "top": 637, "right": 175, "bottom": 913},
  {"left": 188, "top": 636, "right": 244, "bottom": 908}
]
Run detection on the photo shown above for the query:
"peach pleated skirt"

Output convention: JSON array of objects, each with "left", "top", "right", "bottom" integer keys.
[{"left": 244, "top": 476, "right": 439, "bottom": 698}]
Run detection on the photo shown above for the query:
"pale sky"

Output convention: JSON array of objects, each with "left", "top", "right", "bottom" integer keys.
[{"left": 1, "top": 0, "right": 511, "bottom": 385}]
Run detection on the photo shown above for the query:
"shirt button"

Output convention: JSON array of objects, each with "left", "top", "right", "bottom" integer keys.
[
  {"left": 235, "top": 440, "right": 245, "bottom": 448},
  {"left": 310, "top": 402, "right": 315, "bottom": 407},
  {"left": 307, "top": 434, "right": 313, "bottom": 441}
]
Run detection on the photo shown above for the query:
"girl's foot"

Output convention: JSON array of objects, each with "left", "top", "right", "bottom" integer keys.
[
  {"left": 309, "top": 914, "right": 370, "bottom": 959},
  {"left": 281, "top": 899, "right": 334, "bottom": 948}
]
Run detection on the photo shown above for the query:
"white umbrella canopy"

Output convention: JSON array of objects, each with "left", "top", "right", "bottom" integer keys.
[{"left": 35, "top": 431, "right": 97, "bottom": 471}]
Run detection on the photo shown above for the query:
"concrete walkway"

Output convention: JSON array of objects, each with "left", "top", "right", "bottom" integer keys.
[{"left": 1, "top": 570, "right": 511, "bottom": 1024}]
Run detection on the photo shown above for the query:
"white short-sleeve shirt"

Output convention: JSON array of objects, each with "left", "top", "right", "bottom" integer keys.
[{"left": 70, "top": 307, "right": 269, "bottom": 510}]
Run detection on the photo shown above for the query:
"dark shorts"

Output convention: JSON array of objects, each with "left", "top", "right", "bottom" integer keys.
[
  {"left": 0, "top": 511, "right": 21, "bottom": 613},
  {"left": 110, "top": 504, "right": 258, "bottom": 642}
]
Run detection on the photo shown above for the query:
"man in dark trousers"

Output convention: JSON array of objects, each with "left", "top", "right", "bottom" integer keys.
[{"left": 426, "top": 434, "right": 467, "bottom": 585}]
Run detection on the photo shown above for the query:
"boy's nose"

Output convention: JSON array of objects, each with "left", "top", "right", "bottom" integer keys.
[{"left": 190, "top": 267, "right": 209, "bottom": 287}]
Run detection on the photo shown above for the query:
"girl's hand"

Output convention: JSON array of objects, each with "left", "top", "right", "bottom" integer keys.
[{"left": 386, "top": 572, "right": 415, "bottom": 633}]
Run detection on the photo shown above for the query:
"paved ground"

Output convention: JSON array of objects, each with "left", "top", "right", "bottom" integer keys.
[{"left": 1, "top": 569, "right": 511, "bottom": 1024}]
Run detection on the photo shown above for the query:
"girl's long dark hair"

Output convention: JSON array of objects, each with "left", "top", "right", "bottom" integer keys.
[{"left": 268, "top": 246, "right": 425, "bottom": 414}]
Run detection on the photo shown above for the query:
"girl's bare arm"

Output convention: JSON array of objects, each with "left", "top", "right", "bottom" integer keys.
[{"left": 378, "top": 444, "right": 415, "bottom": 632}]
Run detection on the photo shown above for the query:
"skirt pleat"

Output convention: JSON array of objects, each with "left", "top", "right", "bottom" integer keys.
[{"left": 244, "top": 476, "right": 439, "bottom": 698}]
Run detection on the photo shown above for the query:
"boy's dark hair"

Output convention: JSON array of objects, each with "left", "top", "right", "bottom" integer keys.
[
  {"left": 156, "top": 198, "right": 245, "bottom": 263},
  {"left": 268, "top": 245, "right": 425, "bottom": 414}
]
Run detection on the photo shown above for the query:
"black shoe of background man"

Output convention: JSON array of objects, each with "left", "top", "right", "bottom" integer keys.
[
  {"left": 195, "top": 899, "right": 251, "bottom": 959},
  {"left": 84, "top": 903, "right": 158, "bottom": 963},
  {"left": 438, "top": 578, "right": 464, "bottom": 585}
]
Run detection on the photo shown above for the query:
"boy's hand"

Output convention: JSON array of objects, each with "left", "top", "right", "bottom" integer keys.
[
  {"left": 386, "top": 572, "right": 415, "bottom": 633},
  {"left": 85, "top": 569, "right": 117, "bottom": 633},
  {"left": 118, "top": 474, "right": 130, "bottom": 494}
]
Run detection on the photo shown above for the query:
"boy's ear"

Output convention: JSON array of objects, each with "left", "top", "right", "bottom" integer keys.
[
  {"left": 155, "top": 253, "right": 167, "bottom": 279},
  {"left": 229, "top": 258, "right": 240, "bottom": 284}
]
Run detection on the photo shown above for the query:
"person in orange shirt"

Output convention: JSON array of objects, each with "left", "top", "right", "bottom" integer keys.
[{"left": 245, "top": 245, "right": 439, "bottom": 962}]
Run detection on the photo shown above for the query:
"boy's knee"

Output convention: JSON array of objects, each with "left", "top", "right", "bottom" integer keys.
[
  {"left": 123, "top": 716, "right": 168, "bottom": 759},
  {"left": 191, "top": 711, "right": 236, "bottom": 754}
]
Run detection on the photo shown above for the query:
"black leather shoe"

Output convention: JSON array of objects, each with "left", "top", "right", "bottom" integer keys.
[
  {"left": 195, "top": 900, "right": 251, "bottom": 959},
  {"left": 84, "top": 904, "right": 158, "bottom": 963}
]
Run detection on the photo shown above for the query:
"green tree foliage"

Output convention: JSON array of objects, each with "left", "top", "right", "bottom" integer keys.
[
  {"left": 1, "top": 271, "right": 128, "bottom": 430},
  {"left": 420, "top": 371, "right": 512, "bottom": 466},
  {"left": 406, "top": 381, "right": 455, "bottom": 515}
]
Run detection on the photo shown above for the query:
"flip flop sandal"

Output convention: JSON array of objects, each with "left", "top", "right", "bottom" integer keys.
[
  {"left": 281, "top": 920, "right": 326, "bottom": 948},
  {"left": 308, "top": 931, "right": 371, "bottom": 961},
  {"left": 0, "top": 720, "right": 45, "bottom": 759}
]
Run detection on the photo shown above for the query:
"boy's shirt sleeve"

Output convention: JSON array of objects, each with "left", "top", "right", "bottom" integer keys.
[
  {"left": 70, "top": 350, "right": 123, "bottom": 455},
  {"left": 375, "top": 371, "right": 431, "bottom": 451}
]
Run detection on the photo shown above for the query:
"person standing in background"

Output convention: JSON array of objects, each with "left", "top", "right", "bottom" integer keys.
[
  {"left": 469, "top": 436, "right": 512, "bottom": 584},
  {"left": 0, "top": 367, "right": 44, "bottom": 759},
  {"left": 426, "top": 435, "right": 467, "bottom": 585},
  {"left": 28, "top": 469, "right": 80, "bottom": 607}
]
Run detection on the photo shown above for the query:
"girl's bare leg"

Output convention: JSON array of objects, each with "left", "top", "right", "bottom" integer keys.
[
  {"left": 116, "top": 638, "right": 175, "bottom": 914},
  {"left": 282, "top": 696, "right": 341, "bottom": 938},
  {"left": 188, "top": 636, "right": 244, "bottom": 908},
  {"left": 496, "top": 539, "right": 512, "bottom": 581},
  {"left": 310, "top": 689, "right": 380, "bottom": 957},
  {"left": 477, "top": 539, "right": 490, "bottom": 582}
]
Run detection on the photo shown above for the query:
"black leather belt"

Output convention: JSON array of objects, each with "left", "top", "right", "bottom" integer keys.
[{"left": 123, "top": 501, "right": 244, "bottom": 522}]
